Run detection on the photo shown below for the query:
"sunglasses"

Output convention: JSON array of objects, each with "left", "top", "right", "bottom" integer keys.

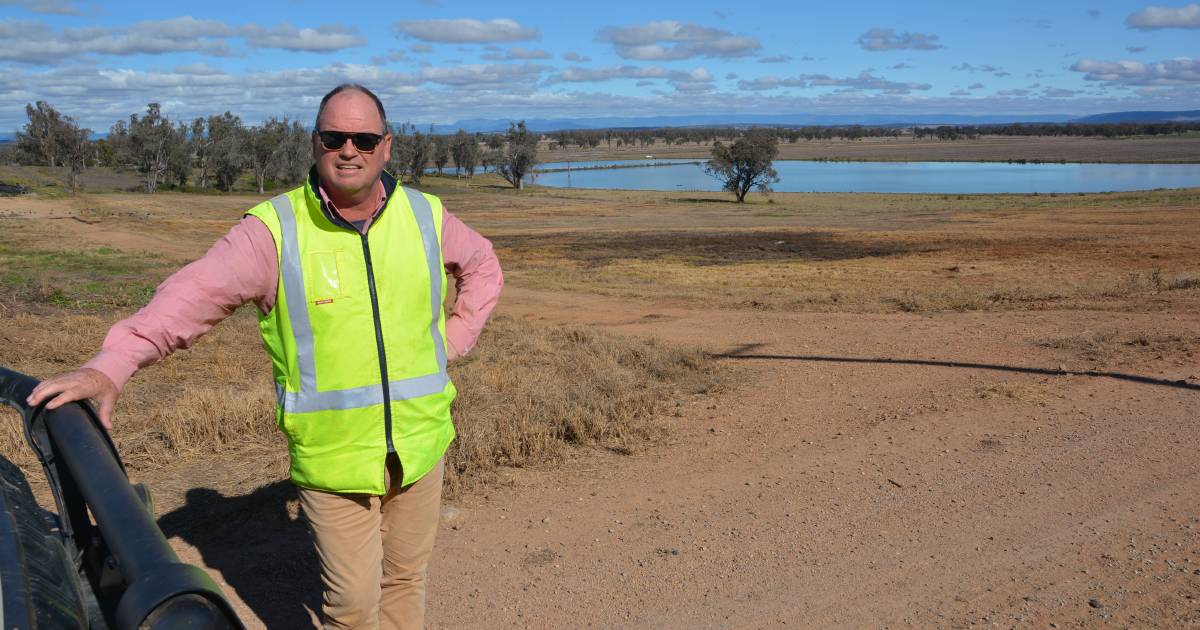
[{"left": 316, "top": 130, "right": 385, "bottom": 153}]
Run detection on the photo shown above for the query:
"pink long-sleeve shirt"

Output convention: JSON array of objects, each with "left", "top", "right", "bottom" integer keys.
[{"left": 83, "top": 184, "right": 503, "bottom": 392}]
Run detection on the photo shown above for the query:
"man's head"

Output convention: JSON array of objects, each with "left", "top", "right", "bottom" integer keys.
[{"left": 312, "top": 84, "right": 392, "bottom": 200}]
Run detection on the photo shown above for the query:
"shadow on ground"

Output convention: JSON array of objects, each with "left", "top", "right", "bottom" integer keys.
[
  {"left": 158, "top": 480, "right": 321, "bottom": 628},
  {"left": 716, "top": 343, "right": 1200, "bottom": 391},
  {"left": 493, "top": 230, "right": 943, "bottom": 267}
]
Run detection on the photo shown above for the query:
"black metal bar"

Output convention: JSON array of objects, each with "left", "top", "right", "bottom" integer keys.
[{"left": 0, "top": 367, "right": 244, "bottom": 629}]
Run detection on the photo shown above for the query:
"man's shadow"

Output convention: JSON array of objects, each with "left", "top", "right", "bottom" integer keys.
[{"left": 157, "top": 480, "right": 322, "bottom": 628}]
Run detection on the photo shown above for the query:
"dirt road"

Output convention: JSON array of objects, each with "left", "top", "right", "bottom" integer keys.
[{"left": 165, "top": 285, "right": 1199, "bottom": 628}]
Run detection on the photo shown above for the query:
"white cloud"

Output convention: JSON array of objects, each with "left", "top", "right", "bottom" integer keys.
[
  {"left": 596, "top": 20, "right": 760, "bottom": 60},
  {"left": 241, "top": 23, "right": 366, "bottom": 52},
  {"left": 671, "top": 80, "right": 714, "bottom": 93},
  {"left": 0, "top": 17, "right": 235, "bottom": 62},
  {"left": 759, "top": 55, "right": 792, "bottom": 64},
  {"left": 503, "top": 47, "right": 552, "bottom": 60},
  {"left": 1071, "top": 56, "right": 1200, "bottom": 85},
  {"left": 417, "top": 63, "right": 547, "bottom": 90},
  {"left": 738, "top": 72, "right": 931, "bottom": 94},
  {"left": 856, "top": 28, "right": 943, "bottom": 51},
  {"left": 393, "top": 18, "right": 537, "bottom": 43},
  {"left": 563, "top": 51, "right": 591, "bottom": 62},
  {"left": 0, "top": 17, "right": 370, "bottom": 63},
  {"left": 737, "top": 76, "right": 809, "bottom": 91},
  {"left": 0, "top": 0, "right": 80, "bottom": 15},
  {"left": 370, "top": 50, "right": 407, "bottom": 65},
  {"left": 953, "top": 63, "right": 999, "bottom": 73},
  {"left": 544, "top": 64, "right": 713, "bottom": 85},
  {"left": 174, "top": 63, "right": 226, "bottom": 76},
  {"left": 952, "top": 63, "right": 1010, "bottom": 77},
  {"left": 1126, "top": 3, "right": 1200, "bottom": 30},
  {"left": 1044, "top": 88, "right": 1080, "bottom": 97}
]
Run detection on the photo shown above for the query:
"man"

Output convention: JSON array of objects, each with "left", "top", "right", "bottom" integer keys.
[{"left": 26, "top": 84, "right": 503, "bottom": 629}]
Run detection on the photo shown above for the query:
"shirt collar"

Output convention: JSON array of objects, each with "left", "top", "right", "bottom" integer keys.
[{"left": 308, "top": 168, "right": 399, "bottom": 232}]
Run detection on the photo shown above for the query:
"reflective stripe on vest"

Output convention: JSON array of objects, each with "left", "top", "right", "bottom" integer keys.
[{"left": 268, "top": 188, "right": 448, "bottom": 414}]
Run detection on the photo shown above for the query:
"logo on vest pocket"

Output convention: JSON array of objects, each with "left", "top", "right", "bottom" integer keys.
[{"left": 314, "top": 298, "right": 334, "bottom": 305}]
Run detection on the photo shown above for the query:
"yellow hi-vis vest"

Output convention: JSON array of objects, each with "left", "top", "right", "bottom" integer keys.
[{"left": 246, "top": 176, "right": 456, "bottom": 495}]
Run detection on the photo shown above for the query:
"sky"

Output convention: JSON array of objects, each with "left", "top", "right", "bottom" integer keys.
[{"left": 0, "top": 0, "right": 1197, "bottom": 131}]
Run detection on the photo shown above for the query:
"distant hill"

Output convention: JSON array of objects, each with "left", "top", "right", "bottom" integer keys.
[
  {"left": 440, "top": 113, "right": 1075, "bottom": 133},
  {"left": 1072, "top": 110, "right": 1200, "bottom": 124}
]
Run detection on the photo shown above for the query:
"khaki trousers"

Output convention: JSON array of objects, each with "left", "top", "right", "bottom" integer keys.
[{"left": 298, "top": 457, "right": 445, "bottom": 630}]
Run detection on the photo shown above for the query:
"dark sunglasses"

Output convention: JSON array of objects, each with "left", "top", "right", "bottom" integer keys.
[{"left": 316, "top": 130, "right": 385, "bottom": 153}]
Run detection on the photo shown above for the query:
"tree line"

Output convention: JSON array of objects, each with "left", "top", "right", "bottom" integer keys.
[
  {"left": 547, "top": 120, "right": 1200, "bottom": 150},
  {"left": 913, "top": 121, "right": 1200, "bottom": 140},
  {"left": 4, "top": 101, "right": 541, "bottom": 193}
]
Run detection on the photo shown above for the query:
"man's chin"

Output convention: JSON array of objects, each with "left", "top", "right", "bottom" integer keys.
[{"left": 325, "top": 169, "right": 370, "bottom": 192}]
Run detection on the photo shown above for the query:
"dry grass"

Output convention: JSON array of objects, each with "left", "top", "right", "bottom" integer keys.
[
  {"left": 1036, "top": 330, "right": 1200, "bottom": 365},
  {"left": 0, "top": 307, "right": 719, "bottom": 500},
  {"left": 444, "top": 316, "right": 719, "bottom": 496},
  {"left": 973, "top": 380, "right": 1058, "bottom": 406},
  {"left": 0, "top": 310, "right": 281, "bottom": 476}
]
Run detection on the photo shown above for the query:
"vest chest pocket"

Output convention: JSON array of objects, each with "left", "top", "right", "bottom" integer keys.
[{"left": 306, "top": 250, "right": 351, "bottom": 304}]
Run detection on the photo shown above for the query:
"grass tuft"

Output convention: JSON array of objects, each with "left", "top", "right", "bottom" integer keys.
[{"left": 444, "top": 316, "right": 719, "bottom": 495}]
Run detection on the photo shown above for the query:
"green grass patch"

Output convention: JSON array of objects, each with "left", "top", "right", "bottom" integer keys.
[{"left": 0, "top": 240, "right": 168, "bottom": 310}]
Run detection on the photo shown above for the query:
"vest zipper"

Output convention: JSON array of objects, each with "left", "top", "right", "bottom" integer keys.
[{"left": 360, "top": 232, "right": 395, "bottom": 455}]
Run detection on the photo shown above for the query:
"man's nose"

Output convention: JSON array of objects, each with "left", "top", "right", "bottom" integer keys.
[{"left": 337, "top": 139, "right": 358, "bottom": 159}]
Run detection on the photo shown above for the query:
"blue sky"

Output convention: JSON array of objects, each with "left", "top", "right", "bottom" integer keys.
[{"left": 0, "top": 0, "right": 1197, "bottom": 130}]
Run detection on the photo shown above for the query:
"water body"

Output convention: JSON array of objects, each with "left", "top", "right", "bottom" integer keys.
[{"left": 529, "top": 160, "right": 1200, "bottom": 194}]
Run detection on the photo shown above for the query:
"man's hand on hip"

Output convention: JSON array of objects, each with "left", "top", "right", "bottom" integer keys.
[{"left": 26, "top": 368, "right": 119, "bottom": 430}]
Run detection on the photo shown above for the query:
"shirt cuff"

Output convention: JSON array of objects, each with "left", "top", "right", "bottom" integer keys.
[
  {"left": 445, "top": 319, "right": 469, "bottom": 360},
  {"left": 82, "top": 351, "right": 140, "bottom": 392}
]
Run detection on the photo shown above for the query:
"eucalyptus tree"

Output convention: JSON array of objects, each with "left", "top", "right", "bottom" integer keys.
[
  {"left": 450, "top": 129, "right": 479, "bottom": 177},
  {"left": 246, "top": 117, "right": 290, "bottom": 194},
  {"left": 705, "top": 128, "right": 780, "bottom": 204},
  {"left": 207, "top": 112, "right": 245, "bottom": 192},
  {"left": 128, "top": 103, "right": 176, "bottom": 193},
  {"left": 496, "top": 121, "right": 538, "bottom": 190}
]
